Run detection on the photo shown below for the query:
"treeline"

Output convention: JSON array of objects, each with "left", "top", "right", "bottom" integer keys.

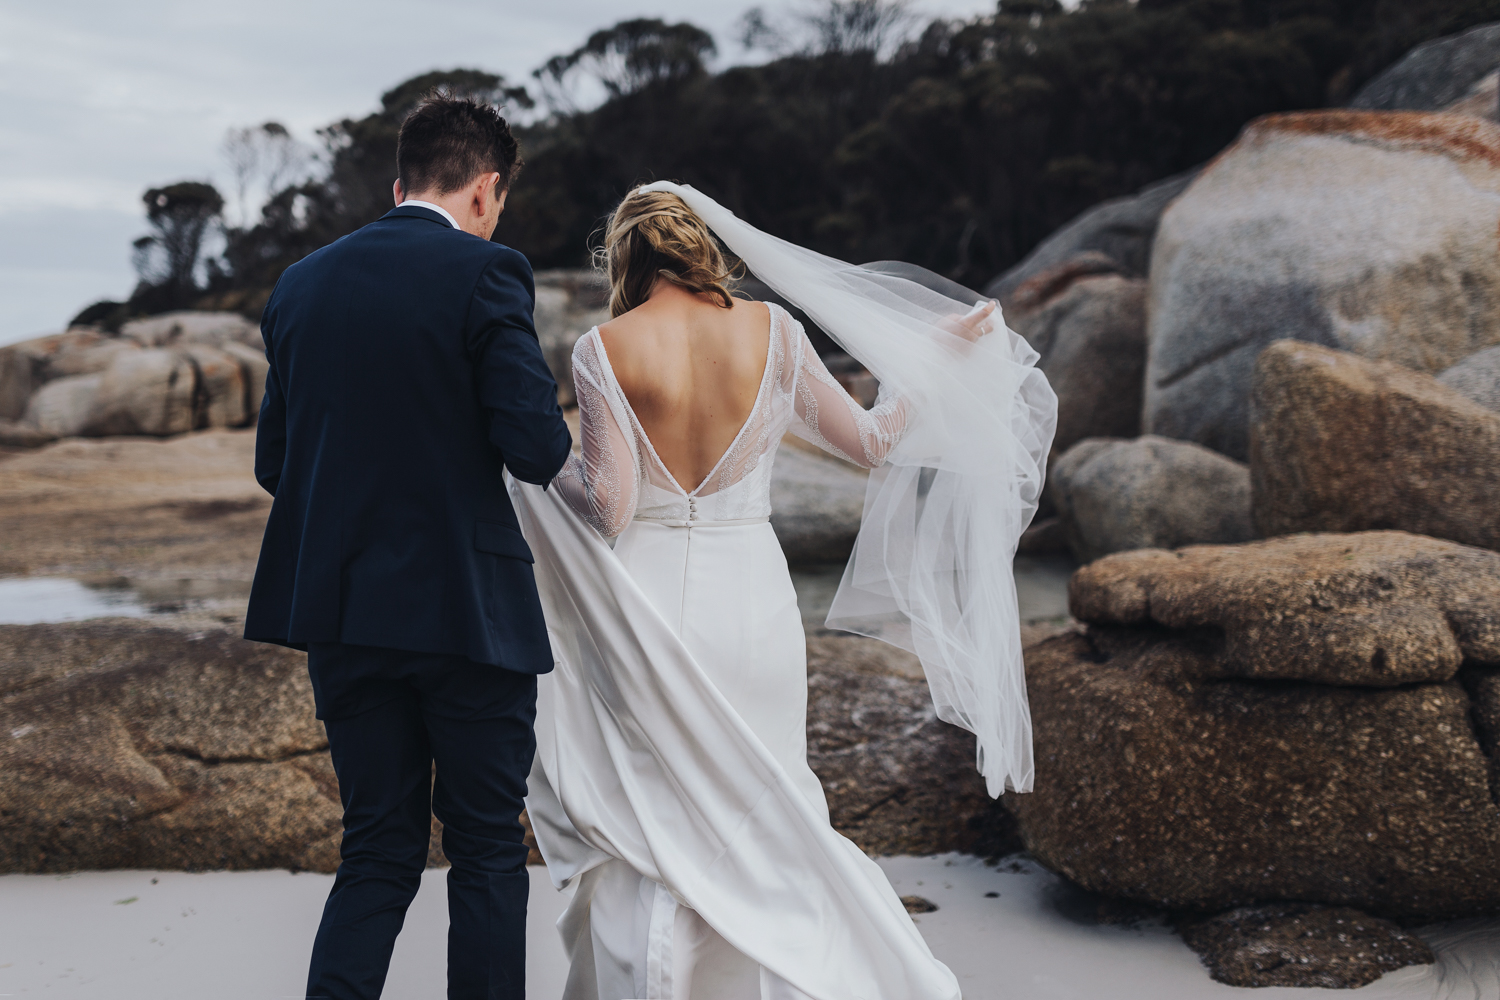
[{"left": 85, "top": 0, "right": 1500, "bottom": 328}]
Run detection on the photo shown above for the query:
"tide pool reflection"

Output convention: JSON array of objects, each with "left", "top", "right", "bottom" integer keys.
[
  {"left": 0, "top": 577, "right": 252, "bottom": 625},
  {"left": 791, "top": 553, "right": 1077, "bottom": 632},
  {"left": 0, "top": 559, "right": 1071, "bottom": 631}
]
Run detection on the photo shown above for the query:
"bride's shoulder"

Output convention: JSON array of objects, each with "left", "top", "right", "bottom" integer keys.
[
  {"left": 752, "top": 298, "right": 800, "bottom": 329},
  {"left": 592, "top": 311, "right": 640, "bottom": 364},
  {"left": 571, "top": 325, "right": 604, "bottom": 362},
  {"left": 733, "top": 297, "right": 777, "bottom": 331},
  {"left": 751, "top": 299, "right": 806, "bottom": 348}
]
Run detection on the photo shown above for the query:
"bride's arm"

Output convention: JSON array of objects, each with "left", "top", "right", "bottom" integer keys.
[
  {"left": 786, "top": 302, "right": 999, "bottom": 468},
  {"left": 787, "top": 322, "right": 909, "bottom": 469},
  {"left": 552, "top": 336, "right": 639, "bottom": 537}
]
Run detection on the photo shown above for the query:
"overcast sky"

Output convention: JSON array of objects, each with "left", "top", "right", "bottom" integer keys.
[{"left": 0, "top": 0, "right": 999, "bottom": 346}]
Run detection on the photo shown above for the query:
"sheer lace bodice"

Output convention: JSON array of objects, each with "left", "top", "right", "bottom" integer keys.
[{"left": 554, "top": 302, "right": 908, "bottom": 536}]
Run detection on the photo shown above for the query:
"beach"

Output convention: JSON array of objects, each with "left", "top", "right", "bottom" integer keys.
[{"left": 4, "top": 855, "right": 1498, "bottom": 999}]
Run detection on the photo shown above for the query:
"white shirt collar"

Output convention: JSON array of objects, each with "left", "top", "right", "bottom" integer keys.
[{"left": 399, "top": 199, "right": 461, "bottom": 231}]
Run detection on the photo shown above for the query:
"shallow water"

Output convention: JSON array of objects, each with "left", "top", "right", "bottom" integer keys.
[
  {"left": 791, "top": 552, "right": 1076, "bottom": 631},
  {"left": 1013, "top": 552, "right": 1077, "bottom": 623},
  {"left": 0, "top": 555, "right": 1076, "bottom": 629},
  {"left": 0, "top": 577, "right": 251, "bottom": 626},
  {"left": 0, "top": 578, "right": 149, "bottom": 625}
]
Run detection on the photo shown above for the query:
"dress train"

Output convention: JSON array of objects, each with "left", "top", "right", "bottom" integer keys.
[{"left": 513, "top": 480, "right": 960, "bottom": 1000}]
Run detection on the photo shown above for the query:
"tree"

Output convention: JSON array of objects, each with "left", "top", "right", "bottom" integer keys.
[
  {"left": 535, "top": 19, "right": 717, "bottom": 105},
  {"left": 133, "top": 182, "right": 224, "bottom": 310},
  {"left": 737, "top": 1, "right": 917, "bottom": 56},
  {"left": 377, "top": 69, "right": 533, "bottom": 123},
  {"left": 310, "top": 69, "right": 534, "bottom": 237},
  {"left": 222, "top": 122, "right": 311, "bottom": 228},
  {"left": 997, "top": 0, "right": 1063, "bottom": 17},
  {"left": 801, "top": 0, "right": 916, "bottom": 55},
  {"left": 736, "top": 8, "right": 791, "bottom": 54},
  {"left": 154, "top": 1, "right": 1500, "bottom": 325},
  {"left": 208, "top": 69, "right": 537, "bottom": 308}
]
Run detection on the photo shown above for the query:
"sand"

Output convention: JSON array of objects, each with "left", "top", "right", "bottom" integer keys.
[{"left": 2, "top": 856, "right": 1496, "bottom": 1000}]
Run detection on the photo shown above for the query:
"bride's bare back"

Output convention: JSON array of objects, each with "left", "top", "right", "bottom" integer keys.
[{"left": 597, "top": 282, "right": 772, "bottom": 492}]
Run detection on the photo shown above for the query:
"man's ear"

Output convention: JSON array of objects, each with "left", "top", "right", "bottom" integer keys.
[
  {"left": 473, "top": 172, "right": 502, "bottom": 215},
  {"left": 393, "top": 178, "right": 405, "bottom": 207}
]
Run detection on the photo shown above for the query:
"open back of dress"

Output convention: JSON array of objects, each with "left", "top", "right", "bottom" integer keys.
[{"left": 554, "top": 303, "right": 908, "bottom": 535}]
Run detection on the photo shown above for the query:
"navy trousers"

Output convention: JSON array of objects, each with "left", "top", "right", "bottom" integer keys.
[{"left": 304, "top": 642, "right": 538, "bottom": 1000}]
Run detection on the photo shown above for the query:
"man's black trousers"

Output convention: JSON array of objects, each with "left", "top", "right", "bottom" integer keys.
[{"left": 304, "top": 641, "right": 538, "bottom": 1000}]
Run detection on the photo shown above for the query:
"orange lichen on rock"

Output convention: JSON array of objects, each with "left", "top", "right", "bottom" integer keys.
[{"left": 1246, "top": 109, "right": 1500, "bottom": 168}]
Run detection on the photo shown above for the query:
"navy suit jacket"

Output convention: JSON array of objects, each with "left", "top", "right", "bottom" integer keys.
[{"left": 244, "top": 204, "right": 572, "bottom": 672}]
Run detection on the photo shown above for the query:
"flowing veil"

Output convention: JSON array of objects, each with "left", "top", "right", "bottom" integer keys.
[{"left": 638, "top": 181, "right": 1057, "bottom": 795}]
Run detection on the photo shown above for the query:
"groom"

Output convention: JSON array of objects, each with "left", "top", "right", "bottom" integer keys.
[{"left": 245, "top": 94, "right": 572, "bottom": 999}]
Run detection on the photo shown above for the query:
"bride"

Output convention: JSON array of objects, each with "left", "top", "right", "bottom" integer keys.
[{"left": 510, "top": 182, "right": 1055, "bottom": 1000}]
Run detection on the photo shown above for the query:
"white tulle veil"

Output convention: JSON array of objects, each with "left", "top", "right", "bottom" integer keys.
[{"left": 639, "top": 181, "right": 1057, "bottom": 795}]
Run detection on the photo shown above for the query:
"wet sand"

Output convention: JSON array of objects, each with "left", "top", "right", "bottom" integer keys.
[{"left": 2, "top": 856, "right": 1496, "bottom": 1000}]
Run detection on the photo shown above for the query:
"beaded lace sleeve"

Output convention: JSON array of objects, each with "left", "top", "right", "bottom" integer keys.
[
  {"left": 786, "top": 320, "right": 909, "bottom": 468},
  {"left": 552, "top": 333, "right": 640, "bottom": 537}
]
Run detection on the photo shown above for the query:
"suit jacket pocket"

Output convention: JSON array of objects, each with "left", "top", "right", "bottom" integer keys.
[{"left": 475, "top": 519, "right": 534, "bottom": 563}]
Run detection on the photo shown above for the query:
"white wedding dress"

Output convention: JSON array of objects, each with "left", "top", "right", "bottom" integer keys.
[
  {"left": 518, "top": 305, "right": 953, "bottom": 1000},
  {"left": 510, "top": 182, "right": 1055, "bottom": 1000}
]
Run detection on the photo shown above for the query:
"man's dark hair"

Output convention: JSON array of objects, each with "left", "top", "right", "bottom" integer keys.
[{"left": 397, "top": 94, "right": 522, "bottom": 196}]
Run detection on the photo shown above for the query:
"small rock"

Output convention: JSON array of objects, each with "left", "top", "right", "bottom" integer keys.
[
  {"left": 220, "top": 342, "right": 270, "bottom": 420},
  {"left": 770, "top": 446, "right": 868, "bottom": 565},
  {"left": 1443, "top": 69, "right": 1500, "bottom": 121},
  {"left": 120, "top": 312, "right": 262, "bottom": 350},
  {"left": 1051, "top": 435, "right": 1253, "bottom": 564},
  {"left": 984, "top": 170, "right": 1199, "bottom": 304},
  {"left": 901, "top": 895, "right": 938, "bottom": 914},
  {"left": 820, "top": 353, "right": 880, "bottom": 409},
  {"left": 1250, "top": 340, "right": 1500, "bottom": 552},
  {"left": 42, "top": 339, "right": 141, "bottom": 381},
  {"left": 1176, "top": 903, "right": 1434, "bottom": 989},
  {"left": 180, "top": 345, "right": 250, "bottom": 429},
  {"left": 24, "top": 375, "right": 101, "bottom": 438},
  {"left": 82, "top": 349, "right": 198, "bottom": 437},
  {"left": 0, "top": 346, "right": 33, "bottom": 421},
  {"left": 1017, "top": 515, "right": 1067, "bottom": 555},
  {"left": 0, "top": 419, "right": 55, "bottom": 448},
  {"left": 1004, "top": 251, "right": 1121, "bottom": 313},
  {"left": 0, "top": 329, "right": 105, "bottom": 421},
  {"left": 1007, "top": 274, "right": 1147, "bottom": 456},
  {"left": 1351, "top": 22, "right": 1500, "bottom": 114},
  {"left": 533, "top": 270, "right": 610, "bottom": 407},
  {"left": 1437, "top": 344, "right": 1500, "bottom": 412}
]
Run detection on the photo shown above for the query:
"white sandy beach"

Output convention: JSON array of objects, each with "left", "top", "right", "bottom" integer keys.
[{"left": 3, "top": 855, "right": 1497, "bottom": 1000}]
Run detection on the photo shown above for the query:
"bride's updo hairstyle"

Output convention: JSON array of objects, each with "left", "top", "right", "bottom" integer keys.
[{"left": 600, "top": 187, "right": 739, "bottom": 318}]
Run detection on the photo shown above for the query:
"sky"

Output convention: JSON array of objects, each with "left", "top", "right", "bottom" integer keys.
[{"left": 0, "top": 0, "right": 999, "bottom": 347}]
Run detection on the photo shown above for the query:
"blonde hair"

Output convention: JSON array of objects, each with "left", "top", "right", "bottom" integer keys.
[{"left": 599, "top": 187, "right": 739, "bottom": 318}]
